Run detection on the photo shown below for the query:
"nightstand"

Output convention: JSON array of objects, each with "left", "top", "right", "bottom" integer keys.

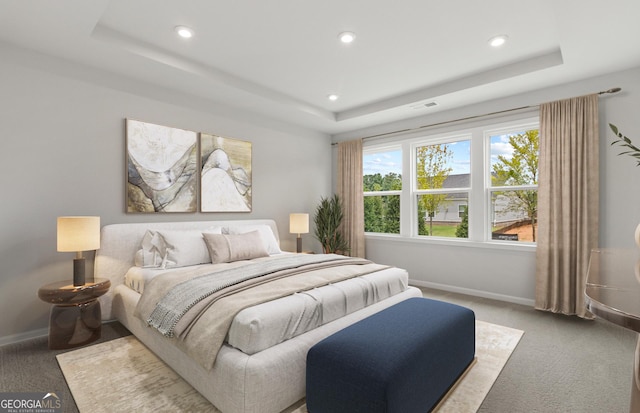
[{"left": 38, "top": 278, "right": 110, "bottom": 350}]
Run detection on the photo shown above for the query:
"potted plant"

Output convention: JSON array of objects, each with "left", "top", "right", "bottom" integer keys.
[
  {"left": 610, "top": 124, "right": 640, "bottom": 165},
  {"left": 314, "top": 194, "right": 350, "bottom": 255},
  {"left": 609, "top": 123, "right": 640, "bottom": 247}
]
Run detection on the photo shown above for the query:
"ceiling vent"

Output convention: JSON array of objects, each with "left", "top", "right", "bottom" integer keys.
[{"left": 409, "top": 101, "right": 439, "bottom": 110}]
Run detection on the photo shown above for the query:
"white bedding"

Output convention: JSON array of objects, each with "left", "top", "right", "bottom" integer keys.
[
  {"left": 125, "top": 263, "right": 408, "bottom": 354},
  {"left": 96, "top": 219, "right": 421, "bottom": 413},
  {"left": 124, "top": 254, "right": 288, "bottom": 294}
]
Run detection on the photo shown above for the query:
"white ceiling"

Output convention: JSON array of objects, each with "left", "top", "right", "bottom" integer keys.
[{"left": 1, "top": 0, "right": 639, "bottom": 135}]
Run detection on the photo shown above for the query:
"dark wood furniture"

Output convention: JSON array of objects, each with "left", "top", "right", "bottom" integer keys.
[{"left": 38, "top": 278, "right": 111, "bottom": 349}]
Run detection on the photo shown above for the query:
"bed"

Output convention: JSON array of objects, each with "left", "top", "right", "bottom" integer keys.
[{"left": 95, "top": 219, "right": 422, "bottom": 413}]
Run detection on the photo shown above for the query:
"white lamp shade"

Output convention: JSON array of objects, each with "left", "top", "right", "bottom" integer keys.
[
  {"left": 57, "top": 216, "right": 101, "bottom": 252},
  {"left": 289, "top": 213, "right": 309, "bottom": 234}
]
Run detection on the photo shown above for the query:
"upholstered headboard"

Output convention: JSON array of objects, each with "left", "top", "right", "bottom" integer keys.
[{"left": 95, "top": 219, "right": 279, "bottom": 320}]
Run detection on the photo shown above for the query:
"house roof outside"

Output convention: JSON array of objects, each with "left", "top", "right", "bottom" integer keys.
[{"left": 442, "top": 174, "right": 470, "bottom": 189}]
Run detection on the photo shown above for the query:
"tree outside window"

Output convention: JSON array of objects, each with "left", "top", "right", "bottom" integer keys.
[
  {"left": 414, "top": 140, "right": 470, "bottom": 238},
  {"left": 363, "top": 173, "right": 401, "bottom": 233},
  {"left": 490, "top": 129, "right": 539, "bottom": 242},
  {"left": 416, "top": 144, "right": 453, "bottom": 235},
  {"left": 363, "top": 149, "right": 402, "bottom": 234},
  {"left": 361, "top": 119, "right": 537, "bottom": 245}
]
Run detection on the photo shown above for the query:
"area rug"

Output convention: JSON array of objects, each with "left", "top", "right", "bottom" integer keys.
[{"left": 57, "top": 320, "right": 523, "bottom": 413}]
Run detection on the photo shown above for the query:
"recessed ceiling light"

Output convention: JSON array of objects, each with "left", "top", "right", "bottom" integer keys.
[
  {"left": 328, "top": 94, "right": 339, "bottom": 101},
  {"left": 488, "top": 35, "right": 507, "bottom": 47},
  {"left": 175, "top": 26, "right": 194, "bottom": 39},
  {"left": 338, "top": 32, "right": 356, "bottom": 44}
]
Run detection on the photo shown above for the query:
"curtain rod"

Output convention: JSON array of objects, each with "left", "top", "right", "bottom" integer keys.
[{"left": 332, "top": 87, "right": 622, "bottom": 144}]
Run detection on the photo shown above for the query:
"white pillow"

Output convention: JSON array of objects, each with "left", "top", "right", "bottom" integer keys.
[
  {"left": 227, "top": 224, "right": 281, "bottom": 254},
  {"left": 155, "top": 228, "right": 222, "bottom": 268},
  {"left": 134, "top": 230, "right": 166, "bottom": 268}
]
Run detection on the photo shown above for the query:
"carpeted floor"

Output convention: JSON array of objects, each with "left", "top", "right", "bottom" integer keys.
[
  {"left": 421, "top": 288, "right": 637, "bottom": 413},
  {"left": 1, "top": 288, "right": 637, "bottom": 412},
  {"left": 55, "top": 320, "right": 522, "bottom": 413}
]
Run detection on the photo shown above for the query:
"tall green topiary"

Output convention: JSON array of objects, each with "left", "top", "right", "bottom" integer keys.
[
  {"left": 314, "top": 194, "right": 350, "bottom": 255},
  {"left": 456, "top": 205, "right": 469, "bottom": 238}
]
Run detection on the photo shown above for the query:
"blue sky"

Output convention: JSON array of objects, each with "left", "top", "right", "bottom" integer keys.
[
  {"left": 363, "top": 140, "right": 472, "bottom": 176},
  {"left": 363, "top": 149, "right": 403, "bottom": 176},
  {"left": 448, "top": 140, "right": 471, "bottom": 175},
  {"left": 363, "top": 135, "right": 523, "bottom": 177},
  {"left": 490, "top": 134, "right": 516, "bottom": 168}
]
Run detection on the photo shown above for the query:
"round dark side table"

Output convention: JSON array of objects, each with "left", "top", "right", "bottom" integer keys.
[{"left": 38, "top": 278, "right": 111, "bottom": 350}]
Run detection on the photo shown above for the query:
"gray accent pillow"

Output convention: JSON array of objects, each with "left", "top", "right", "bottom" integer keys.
[{"left": 203, "top": 230, "right": 270, "bottom": 264}]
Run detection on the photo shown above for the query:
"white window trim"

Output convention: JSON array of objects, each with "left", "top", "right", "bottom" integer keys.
[
  {"left": 363, "top": 190, "right": 402, "bottom": 197},
  {"left": 483, "top": 120, "right": 539, "bottom": 244},
  {"left": 414, "top": 188, "right": 470, "bottom": 196},
  {"left": 363, "top": 116, "right": 539, "bottom": 250}
]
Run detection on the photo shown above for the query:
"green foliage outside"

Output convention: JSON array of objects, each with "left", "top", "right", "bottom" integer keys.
[
  {"left": 416, "top": 144, "right": 453, "bottom": 236},
  {"left": 363, "top": 144, "right": 468, "bottom": 238},
  {"left": 363, "top": 131, "right": 539, "bottom": 240},
  {"left": 492, "top": 130, "right": 539, "bottom": 241},
  {"left": 426, "top": 225, "right": 458, "bottom": 237},
  {"left": 455, "top": 205, "right": 469, "bottom": 238},
  {"left": 363, "top": 173, "right": 401, "bottom": 234}
]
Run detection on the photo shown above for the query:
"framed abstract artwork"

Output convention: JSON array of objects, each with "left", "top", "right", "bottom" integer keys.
[
  {"left": 200, "top": 133, "right": 252, "bottom": 212},
  {"left": 126, "top": 119, "right": 198, "bottom": 213}
]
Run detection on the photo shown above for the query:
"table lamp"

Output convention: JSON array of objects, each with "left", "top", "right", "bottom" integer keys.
[
  {"left": 289, "top": 213, "right": 309, "bottom": 253},
  {"left": 57, "top": 216, "right": 101, "bottom": 286}
]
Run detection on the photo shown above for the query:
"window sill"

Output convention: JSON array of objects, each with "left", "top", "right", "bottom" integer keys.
[{"left": 364, "top": 232, "right": 537, "bottom": 253}]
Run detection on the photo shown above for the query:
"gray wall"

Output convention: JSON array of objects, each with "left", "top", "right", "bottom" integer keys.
[
  {"left": 2, "top": 39, "right": 638, "bottom": 344},
  {"left": 334, "top": 66, "right": 640, "bottom": 306},
  {"left": 0, "top": 46, "right": 332, "bottom": 344}
]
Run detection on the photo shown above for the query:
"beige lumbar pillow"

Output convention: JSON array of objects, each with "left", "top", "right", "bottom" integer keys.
[{"left": 202, "top": 230, "right": 269, "bottom": 264}]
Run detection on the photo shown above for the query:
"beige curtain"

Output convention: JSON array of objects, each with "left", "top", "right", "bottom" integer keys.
[
  {"left": 337, "top": 139, "right": 365, "bottom": 258},
  {"left": 535, "top": 94, "right": 599, "bottom": 318}
]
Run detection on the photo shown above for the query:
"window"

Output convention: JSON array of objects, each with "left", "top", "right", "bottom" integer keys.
[
  {"left": 363, "top": 147, "right": 402, "bottom": 234},
  {"left": 488, "top": 127, "right": 539, "bottom": 243},
  {"left": 414, "top": 138, "right": 470, "bottom": 238},
  {"left": 363, "top": 118, "right": 539, "bottom": 246},
  {"left": 458, "top": 204, "right": 467, "bottom": 218}
]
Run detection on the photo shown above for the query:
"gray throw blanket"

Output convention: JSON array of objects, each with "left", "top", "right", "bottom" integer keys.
[{"left": 144, "top": 254, "right": 351, "bottom": 337}]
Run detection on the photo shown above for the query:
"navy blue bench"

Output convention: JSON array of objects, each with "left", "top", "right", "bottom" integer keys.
[{"left": 306, "top": 297, "right": 475, "bottom": 413}]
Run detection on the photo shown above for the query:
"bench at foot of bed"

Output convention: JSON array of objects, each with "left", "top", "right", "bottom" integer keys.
[{"left": 305, "top": 297, "right": 476, "bottom": 413}]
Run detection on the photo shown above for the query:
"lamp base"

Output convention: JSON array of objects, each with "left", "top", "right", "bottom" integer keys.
[
  {"left": 73, "top": 258, "right": 86, "bottom": 286},
  {"left": 296, "top": 237, "right": 302, "bottom": 253}
]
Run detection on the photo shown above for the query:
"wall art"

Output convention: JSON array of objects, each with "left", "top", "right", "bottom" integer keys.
[
  {"left": 200, "top": 133, "right": 252, "bottom": 212},
  {"left": 126, "top": 119, "right": 198, "bottom": 213}
]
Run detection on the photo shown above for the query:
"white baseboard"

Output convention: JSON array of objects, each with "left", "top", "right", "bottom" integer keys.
[
  {"left": 0, "top": 327, "right": 48, "bottom": 347},
  {"left": 410, "top": 279, "right": 535, "bottom": 307}
]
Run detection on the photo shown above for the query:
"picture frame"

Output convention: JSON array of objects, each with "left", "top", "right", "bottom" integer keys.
[
  {"left": 200, "top": 133, "right": 252, "bottom": 212},
  {"left": 126, "top": 119, "right": 198, "bottom": 213}
]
